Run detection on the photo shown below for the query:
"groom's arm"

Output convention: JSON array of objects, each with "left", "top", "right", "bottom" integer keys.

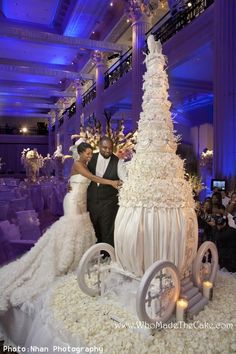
[{"left": 67, "top": 181, "right": 72, "bottom": 192}]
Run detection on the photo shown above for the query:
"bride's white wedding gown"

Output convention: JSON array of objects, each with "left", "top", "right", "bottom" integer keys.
[{"left": 0, "top": 174, "right": 96, "bottom": 311}]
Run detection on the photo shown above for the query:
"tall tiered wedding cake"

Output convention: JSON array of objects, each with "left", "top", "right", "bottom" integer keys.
[{"left": 115, "top": 35, "right": 198, "bottom": 277}]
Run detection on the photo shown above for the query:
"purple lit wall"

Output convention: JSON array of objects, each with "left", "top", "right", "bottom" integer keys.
[
  {"left": 213, "top": 0, "right": 236, "bottom": 186},
  {"left": 0, "top": 135, "right": 48, "bottom": 175}
]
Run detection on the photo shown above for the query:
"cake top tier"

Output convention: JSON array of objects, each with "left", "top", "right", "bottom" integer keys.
[{"left": 118, "top": 35, "right": 194, "bottom": 209}]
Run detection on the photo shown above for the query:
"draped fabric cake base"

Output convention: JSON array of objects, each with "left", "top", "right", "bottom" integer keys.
[{"left": 114, "top": 207, "right": 198, "bottom": 277}]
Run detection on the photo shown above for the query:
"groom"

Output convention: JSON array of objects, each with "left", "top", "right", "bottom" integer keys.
[{"left": 87, "top": 136, "right": 125, "bottom": 247}]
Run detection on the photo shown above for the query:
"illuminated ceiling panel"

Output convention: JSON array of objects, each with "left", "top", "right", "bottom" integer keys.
[{"left": 2, "top": 0, "right": 60, "bottom": 26}]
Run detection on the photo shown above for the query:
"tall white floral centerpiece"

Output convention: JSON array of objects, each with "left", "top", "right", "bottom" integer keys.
[
  {"left": 114, "top": 35, "right": 198, "bottom": 277},
  {"left": 21, "top": 148, "right": 43, "bottom": 183}
]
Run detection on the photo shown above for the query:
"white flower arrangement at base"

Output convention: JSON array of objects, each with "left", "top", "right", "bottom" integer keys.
[{"left": 41, "top": 272, "right": 236, "bottom": 354}]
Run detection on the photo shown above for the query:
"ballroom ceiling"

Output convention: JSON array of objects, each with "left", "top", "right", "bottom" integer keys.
[
  {"left": 0, "top": 0, "right": 213, "bottom": 124},
  {"left": 0, "top": 0, "right": 130, "bottom": 120}
]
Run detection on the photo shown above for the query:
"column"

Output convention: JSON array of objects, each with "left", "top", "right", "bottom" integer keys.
[
  {"left": 92, "top": 51, "right": 107, "bottom": 133},
  {"left": 213, "top": 0, "right": 236, "bottom": 187},
  {"left": 128, "top": 2, "right": 152, "bottom": 129},
  {"left": 57, "top": 97, "right": 69, "bottom": 151},
  {"left": 54, "top": 109, "right": 60, "bottom": 149},
  {"left": 75, "top": 79, "right": 84, "bottom": 130},
  {"left": 63, "top": 110, "right": 71, "bottom": 155},
  {"left": 48, "top": 115, "right": 52, "bottom": 155}
]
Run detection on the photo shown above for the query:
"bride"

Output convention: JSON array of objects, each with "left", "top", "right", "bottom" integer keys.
[{"left": 0, "top": 141, "right": 120, "bottom": 311}]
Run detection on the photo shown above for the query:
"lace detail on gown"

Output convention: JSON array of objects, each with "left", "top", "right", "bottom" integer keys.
[{"left": 0, "top": 175, "right": 96, "bottom": 311}]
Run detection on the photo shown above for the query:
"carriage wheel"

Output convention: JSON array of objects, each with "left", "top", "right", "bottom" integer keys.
[
  {"left": 192, "top": 241, "right": 218, "bottom": 288},
  {"left": 77, "top": 243, "right": 116, "bottom": 297},
  {"left": 136, "top": 261, "right": 180, "bottom": 325}
]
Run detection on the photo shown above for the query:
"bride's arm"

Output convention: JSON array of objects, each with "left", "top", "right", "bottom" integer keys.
[{"left": 72, "top": 161, "right": 120, "bottom": 189}]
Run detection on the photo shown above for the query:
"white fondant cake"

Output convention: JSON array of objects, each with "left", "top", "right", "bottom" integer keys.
[{"left": 114, "top": 36, "right": 198, "bottom": 277}]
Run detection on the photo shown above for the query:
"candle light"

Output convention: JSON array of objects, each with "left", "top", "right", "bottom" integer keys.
[
  {"left": 203, "top": 281, "right": 213, "bottom": 300},
  {"left": 176, "top": 299, "right": 188, "bottom": 322}
]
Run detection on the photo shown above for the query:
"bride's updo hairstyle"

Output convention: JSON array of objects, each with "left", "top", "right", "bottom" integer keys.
[{"left": 77, "top": 142, "right": 92, "bottom": 154}]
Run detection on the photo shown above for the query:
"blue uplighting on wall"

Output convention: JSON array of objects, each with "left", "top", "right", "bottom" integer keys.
[
  {"left": 49, "top": 56, "right": 67, "bottom": 65},
  {"left": 50, "top": 0, "right": 61, "bottom": 25},
  {"left": 2, "top": 0, "right": 9, "bottom": 17},
  {"left": 176, "top": 93, "right": 213, "bottom": 113}
]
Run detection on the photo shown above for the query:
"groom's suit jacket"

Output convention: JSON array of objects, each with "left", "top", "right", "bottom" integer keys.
[
  {"left": 87, "top": 152, "right": 119, "bottom": 246},
  {"left": 87, "top": 153, "right": 119, "bottom": 205}
]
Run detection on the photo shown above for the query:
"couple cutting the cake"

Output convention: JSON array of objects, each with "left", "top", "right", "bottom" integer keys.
[{"left": 0, "top": 136, "right": 126, "bottom": 311}]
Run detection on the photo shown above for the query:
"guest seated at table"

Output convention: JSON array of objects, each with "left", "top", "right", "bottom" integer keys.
[
  {"left": 196, "top": 199, "right": 214, "bottom": 242},
  {"left": 212, "top": 215, "right": 236, "bottom": 272}
]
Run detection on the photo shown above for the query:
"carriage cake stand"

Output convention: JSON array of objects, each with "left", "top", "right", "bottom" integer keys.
[{"left": 77, "top": 240, "right": 218, "bottom": 326}]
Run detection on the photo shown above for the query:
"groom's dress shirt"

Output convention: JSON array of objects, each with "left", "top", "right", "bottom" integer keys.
[
  {"left": 95, "top": 153, "right": 127, "bottom": 182},
  {"left": 96, "top": 153, "right": 110, "bottom": 178}
]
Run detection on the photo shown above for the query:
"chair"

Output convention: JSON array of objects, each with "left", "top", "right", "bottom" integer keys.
[
  {"left": 0, "top": 233, "right": 13, "bottom": 266},
  {"left": 0, "top": 201, "right": 9, "bottom": 221},
  {"left": 16, "top": 210, "right": 41, "bottom": 241},
  {"left": 10, "top": 197, "right": 26, "bottom": 209},
  {"left": 5, "top": 178, "right": 20, "bottom": 187},
  {"left": 16, "top": 209, "right": 38, "bottom": 218},
  {"left": 41, "top": 183, "right": 53, "bottom": 209},
  {"left": 30, "top": 185, "right": 44, "bottom": 212},
  {"left": 0, "top": 178, "right": 5, "bottom": 186},
  {"left": 0, "top": 220, "right": 21, "bottom": 241},
  {"left": 8, "top": 198, "right": 27, "bottom": 220},
  {"left": 48, "top": 184, "right": 65, "bottom": 216},
  {"left": 0, "top": 189, "right": 15, "bottom": 201},
  {"left": 0, "top": 220, "right": 35, "bottom": 262}
]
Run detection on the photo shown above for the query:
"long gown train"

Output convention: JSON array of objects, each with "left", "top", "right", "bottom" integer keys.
[{"left": 0, "top": 175, "right": 96, "bottom": 311}]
